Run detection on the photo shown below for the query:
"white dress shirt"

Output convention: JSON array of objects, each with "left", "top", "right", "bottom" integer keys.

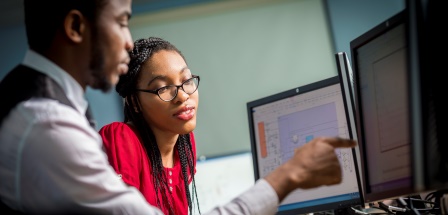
[{"left": 0, "top": 50, "right": 279, "bottom": 214}]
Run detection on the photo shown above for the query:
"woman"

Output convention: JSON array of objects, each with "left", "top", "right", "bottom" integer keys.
[{"left": 99, "top": 37, "right": 201, "bottom": 215}]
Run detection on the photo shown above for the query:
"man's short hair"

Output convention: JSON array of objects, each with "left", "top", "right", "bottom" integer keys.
[{"left": 23, "top": 0, "right": 104, "bottom": 53}]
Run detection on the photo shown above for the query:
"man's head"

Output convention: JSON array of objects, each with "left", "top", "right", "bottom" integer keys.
[{"left": 23, "top": 0, "right": 134, "bottom": 92}]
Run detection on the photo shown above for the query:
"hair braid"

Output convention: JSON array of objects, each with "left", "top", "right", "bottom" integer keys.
[
  {"left": 177, "top": 134, "right": 201, "bottom": 215},
  {"left": 116, "top": 37, "right": 200, "bottom": 214},
  {"left": 126, "top": 93, "right": 174, "bottom": 213}
]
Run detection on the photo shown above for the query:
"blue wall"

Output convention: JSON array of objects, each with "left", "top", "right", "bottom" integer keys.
[
  {"left": 0, "top": 25, "right": 27, "bottom": 80},
  {"left": 326, "top": 0, "right": 405, "bottom": 60}
]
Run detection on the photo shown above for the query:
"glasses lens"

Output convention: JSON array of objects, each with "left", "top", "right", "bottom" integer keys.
[
  {"left": 158, "top": 86, "right": 177, "bottom": 101},
  {"left": 182, "top": 77, "right": 199, "bottom": 94},
  {"left": 157, "top": 77, "right": 200, "bottom": 101}
]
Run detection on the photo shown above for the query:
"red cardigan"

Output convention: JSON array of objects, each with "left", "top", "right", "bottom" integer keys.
[{"left": 99, "top": 122, "right": 196, "bottom": 215}]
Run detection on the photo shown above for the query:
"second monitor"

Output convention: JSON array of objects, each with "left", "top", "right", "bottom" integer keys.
[{"left": 349, "top": 4, "right": 448, "bottom": 205}]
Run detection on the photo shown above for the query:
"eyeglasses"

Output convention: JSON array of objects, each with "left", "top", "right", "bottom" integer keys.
[{"left": 135, "top": 75, "right": 200, "bottom": 102}]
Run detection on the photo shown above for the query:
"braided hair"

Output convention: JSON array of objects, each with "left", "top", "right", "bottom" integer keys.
[{"left": 116, "top": 37, "right": 200, "bottom": 215}]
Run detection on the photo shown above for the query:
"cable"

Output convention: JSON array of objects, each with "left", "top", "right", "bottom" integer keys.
[
  {"left": 423, "top": 189, "right": 448, "bottom": 214},
  {"left": 381, "top": 201, "right": 407, "bottom": 212},
  {"left": 378, "top": 201, "right": 398, "bottom": 214},
  {"left": 396, "top": 197, "right": 421, "bottom": 215}
]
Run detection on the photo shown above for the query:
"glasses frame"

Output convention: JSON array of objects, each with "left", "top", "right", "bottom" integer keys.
[{"left": 135, "top": 75, "right": 200, "bottom": 102}]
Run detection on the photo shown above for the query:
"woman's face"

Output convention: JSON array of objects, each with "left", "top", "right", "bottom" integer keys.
[{"left": 136, "top": 50, "right": 198, "bottom": 136}]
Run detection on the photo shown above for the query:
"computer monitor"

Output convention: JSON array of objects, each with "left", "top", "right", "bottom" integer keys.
[
  {"left": 335, "top": 52, "right": 364, "bottom": 192},
  {"left": 349, "top": 9, "right": 415, "bottom": 204},
  {"left": 246, "top": 76, "right": 363, "bottom": 214},
  {"left": 335, "top": 52, "right": 357, "bottom": 143},
  {"left": 349, "top": 6, "right": 448, "bottom": 205}
]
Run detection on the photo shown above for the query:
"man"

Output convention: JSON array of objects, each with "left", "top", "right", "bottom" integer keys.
[{"left": 0, "top": 0, "right": 356, "bottom": 214}]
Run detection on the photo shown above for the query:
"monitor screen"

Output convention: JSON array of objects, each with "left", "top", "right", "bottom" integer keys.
[
  {"left": 349, "top": 10, "right": 419, "bottom": 204},
  {"left": 246, "top": 76, "right": 363, "bottom": 214}
]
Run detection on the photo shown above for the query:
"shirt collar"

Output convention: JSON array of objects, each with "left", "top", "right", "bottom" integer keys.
[{"left": 21, "top": 49, "right": 88, "bottom": 115}]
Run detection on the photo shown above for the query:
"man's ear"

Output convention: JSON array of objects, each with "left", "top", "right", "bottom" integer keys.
[{"left": 64, "top": 10, "right": 86, "bottom": 43}]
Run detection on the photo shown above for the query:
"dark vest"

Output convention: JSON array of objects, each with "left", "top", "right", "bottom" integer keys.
[
  {"left": 0, "top": 65, "right": 95, "bottom": 214},
  {"left": 0, "top": 65, "right": 96, "bottom": 128}
]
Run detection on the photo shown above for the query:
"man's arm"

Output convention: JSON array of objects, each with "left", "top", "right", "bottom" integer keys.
[
  {"left": 203, "top": 137, "right": 356, "bottom": 215},
  {"left": 264, "top": 137, "right": 356, "bottom": 201}
]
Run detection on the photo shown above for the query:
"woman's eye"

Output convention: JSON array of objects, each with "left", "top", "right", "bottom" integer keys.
[{"left": 158, "top": 86, "right": 169, "bottom": 93}]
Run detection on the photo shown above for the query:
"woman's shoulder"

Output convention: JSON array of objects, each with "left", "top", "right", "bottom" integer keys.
[
  {"left": 99, "top": 122, "right": 139, "bottom": 141},
  {"left": 100, "top": 121, "right": 133, "bottom": 133}
]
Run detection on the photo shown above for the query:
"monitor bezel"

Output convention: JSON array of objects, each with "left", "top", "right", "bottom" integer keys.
[{"left": 335, "top": 51, "right": 365, "bottom": 198}]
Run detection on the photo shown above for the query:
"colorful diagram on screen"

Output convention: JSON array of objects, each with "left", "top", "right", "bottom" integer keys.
[{"left": 278, "top": 102, "right": 338, "bottom": 163}]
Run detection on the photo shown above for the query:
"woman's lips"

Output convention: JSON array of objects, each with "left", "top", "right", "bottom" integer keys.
[{"left": 173, "top": 106, "right": 195, "bottom": 120}]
